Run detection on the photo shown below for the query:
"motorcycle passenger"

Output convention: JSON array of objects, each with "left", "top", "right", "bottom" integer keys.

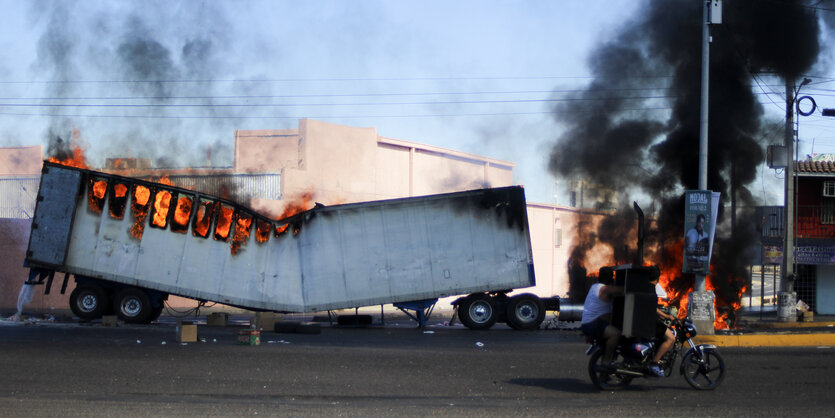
[
  {"left": 649, "top": 276, "right": 676, "bottom": 377},
  {"left": 580, "top": 268, "right": 623, "bottom": 366}
]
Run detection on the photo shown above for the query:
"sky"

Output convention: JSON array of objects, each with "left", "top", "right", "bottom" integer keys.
[{"left": 0, "top": 0, "right": 833, "bottom": 206}]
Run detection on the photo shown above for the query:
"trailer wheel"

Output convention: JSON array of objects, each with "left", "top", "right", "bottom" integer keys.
[
  {"left": 505, "top": 293, "right": 545, "bottom": 330},
  {"left": 69, "top": 284, "right": 108, "bottom": 321},
  {"left": 113, "top": 288, "right": 153, "bottom": 324},
  {"left": 458, "top": 294, "right": 497, "bottom": 330}
]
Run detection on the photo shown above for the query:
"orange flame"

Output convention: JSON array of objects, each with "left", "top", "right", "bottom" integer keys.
[
  {"left": 88, "top": 179, "right": 107, "bottom": 213},
  {"left": 152, "top": 190, "right": 172, "bottom": 228},
  {"left": 114, "top": 183, "right": 127, "bottom": 198},
  {"left": 706, "top": 272, "right": 747, "bottom": 330},
  {"left": 277, "top": 192, "right": 313, "bottom": 220},
  {"left": 157, "top": 175, "right": 173, "bottom": 186},
  {"left": 47, "top": 129, "right": 89, "bottom": 168},
  {"left": 231, "top": 213, "right": 253, "bottom": 254},
  {"left": 271, "top": 192, "right": 314, "bottom": 238},
  {"left": 130, "top": 185, "right": 151, "bottom": 239},
  {"left": 653, "top": 239, "right": 747, "bottom": 330},
  {"left": 214, "top": 205, "right": 234, "bottom": 241},
  {"left": 193, "top": 200, "right": 215, "bottom": 238},
  {"left": 109, "top": 183, "right": 128, "bottom": 219},
  {"left": 171, "top": 196, "right": 193, "bottom": 234},
  {"left": 275, "top": 223, "right": 290, "bottom": 237},
  {"left": 134, "top": 185, "right": 150, "bottom": 206},
  {"left": 255, "top": 220, "right": 271, "bottom": 243}
]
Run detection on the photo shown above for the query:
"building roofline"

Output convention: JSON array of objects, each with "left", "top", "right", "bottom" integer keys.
[
  {"left": 796, "top": 160, "right": 835, "bottom": 176},
  {"left": 378, "top": 136, "right": 515, "bottom": 169}
]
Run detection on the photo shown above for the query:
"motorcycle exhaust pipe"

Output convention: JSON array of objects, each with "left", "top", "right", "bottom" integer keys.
[{"left": 613, "top": 368, "right": 645, "bottom": 378}]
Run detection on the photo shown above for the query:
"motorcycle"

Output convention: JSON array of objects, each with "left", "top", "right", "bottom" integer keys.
[{"left": 586, "top": 318, "right": 725, "bottom": 390}]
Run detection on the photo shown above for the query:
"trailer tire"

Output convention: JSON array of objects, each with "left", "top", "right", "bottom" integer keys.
[
  {"left": 505, "top": 293, "right": 545, "bottom": 330},
  {"left": 113, "top": 288, "right": 153, "bottom": 324},
  {"left": 69, "top": 284, "right": 108, "bottom": 321},
  {"left": 458, "top": 294, "right": 497, "bottom": 330}
]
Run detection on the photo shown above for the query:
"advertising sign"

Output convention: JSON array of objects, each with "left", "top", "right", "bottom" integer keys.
[
  {"left": 763, "top": 245, "right": 782, "bottom": 265},
  {"left": 683, "top": 190, "right": 720, "bottom": 274},
  {"left": 761, "top": 244, "right": 835, "bottom": 265}
]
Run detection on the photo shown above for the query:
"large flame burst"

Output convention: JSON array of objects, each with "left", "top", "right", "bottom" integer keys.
[
  {"left": 656, "top": 241, "right": 748, "bottom": 330},
  {"left": 47, "top": 128, "right": 89, "bottom": 169}
]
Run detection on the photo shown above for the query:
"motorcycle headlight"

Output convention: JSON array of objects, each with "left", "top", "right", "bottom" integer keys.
[{"left": 685, "top": 322, "right": 698, "bottom": 338}]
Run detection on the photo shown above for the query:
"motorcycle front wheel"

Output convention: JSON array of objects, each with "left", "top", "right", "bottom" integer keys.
[
  {"left": 588, "top": 349, "right": 633, "bottom": 390},
  {"left": 682, "top": 349, "right": 725, "bottom": 390}
]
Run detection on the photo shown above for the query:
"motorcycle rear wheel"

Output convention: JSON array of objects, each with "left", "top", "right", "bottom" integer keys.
[
  {"left": 682, "top": 349, "right": 725, "bottom": 390},
  {"left": 588, "top": 349, "right": 633, "bottom": 390}
]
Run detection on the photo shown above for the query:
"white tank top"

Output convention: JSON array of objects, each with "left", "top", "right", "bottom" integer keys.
[{"left": 581, "top": 283, "right": 612, "bottom": 324}]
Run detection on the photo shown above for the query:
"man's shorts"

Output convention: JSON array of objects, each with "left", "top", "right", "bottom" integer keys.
[
  {"left": 655, "top": 321, "right": 670, "bottom": 339},
  {"left": 580, "top": 317, "right": 610, "bottom": 340}
]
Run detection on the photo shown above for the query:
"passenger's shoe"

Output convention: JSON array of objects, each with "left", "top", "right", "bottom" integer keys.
[{"left": 649, "top": 364, "right": 664, "bottom": 377}]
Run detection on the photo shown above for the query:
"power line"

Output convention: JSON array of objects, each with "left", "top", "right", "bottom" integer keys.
[
  {"left": 0, "top": 106, "right": 675, "bottom": 121},
  {"left": 0, "top": 86, "right": 677, "bottom": 102},
  {"left": 0, "top": 75, "right": 611, "bottom": 85},
  {"left": 0, "top": 94, "right": 680, "bottom": 108}
]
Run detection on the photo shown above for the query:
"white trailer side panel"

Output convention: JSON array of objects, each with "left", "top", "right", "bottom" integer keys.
[{"left": 28, "top": 164, "right": 534, "bottom": 312}]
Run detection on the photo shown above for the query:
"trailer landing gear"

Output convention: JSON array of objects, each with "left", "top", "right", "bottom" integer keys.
[{"left": 393, "top": 299, "right": 438, "bottom": 328}]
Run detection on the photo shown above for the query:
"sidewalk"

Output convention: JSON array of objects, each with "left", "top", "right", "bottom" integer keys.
[{"left": 693, "top": 315, "right": 835, "bottom": 347}]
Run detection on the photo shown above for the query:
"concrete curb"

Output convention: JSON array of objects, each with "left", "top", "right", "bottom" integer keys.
[
  {"left": 694, "top": 333, "right": 835, "bottom": 347},
  {"left": 743, "top": 321, "right": 835, "bottom": 329}
]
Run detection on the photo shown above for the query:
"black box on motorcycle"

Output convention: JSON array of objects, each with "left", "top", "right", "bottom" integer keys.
[
  {"left": 611, "top": 266, "right": 659, "bottom": 338},
  {"left": 614, "top": 265, "right": 658, "bottom": 293},
  {"left": 612, "top": 293, "right": 657, "bottom": 338}
]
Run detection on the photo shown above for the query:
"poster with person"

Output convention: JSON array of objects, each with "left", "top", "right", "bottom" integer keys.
[{"left": 683, "top": 190, "right": 720, "bottom": 275}]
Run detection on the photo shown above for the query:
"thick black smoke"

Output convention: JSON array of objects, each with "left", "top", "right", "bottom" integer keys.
[
  {"left": 550, "top": 0, "right": 832, "bottom": 315},
  {"left": 33, "top": 3, "right": 235, "bottom": 168}
]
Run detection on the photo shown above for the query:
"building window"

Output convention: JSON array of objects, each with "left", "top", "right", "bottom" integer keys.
[
  {"left": 554, "top": 217, "right": 562, "bottom": 248},
  {"left": 824, "top": 181, "right": 835, "bottom": 197},
  {"left": 822, "top": 197, "right": 835, "bottom": 225}
]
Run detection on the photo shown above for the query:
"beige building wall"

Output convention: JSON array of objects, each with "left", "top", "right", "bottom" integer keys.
[
  {"left": 236, "top": 119, "right": 514, "bottom": 217},
  {"left": 0, "top": 146, "right": 43, "bottom": 175}
]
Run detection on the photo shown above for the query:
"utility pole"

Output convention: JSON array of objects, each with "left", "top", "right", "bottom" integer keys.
[
  {"left": 694, "top": 0, "right": 712, "bottom": 293},
  {"left": 778, "top": 79, "right": 797, "bottom": 322},
  {"left": 688, "top": 0, "right": 720, "bottom": 335},
  {"left": 697, "top": 1, "right": 710, "bottom": 195},
  {"left": 778, "top": 78, "right": 811, "bottom": 322}
]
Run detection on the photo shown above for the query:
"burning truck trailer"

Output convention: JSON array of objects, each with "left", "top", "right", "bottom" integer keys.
[{"left": 22, "top": 161, "right": 557, "bottom": 330}]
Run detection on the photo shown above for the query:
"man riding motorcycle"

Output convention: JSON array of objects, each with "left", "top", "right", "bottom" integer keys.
[
  {"left": 579, "top": 268, "right": 623, "bottom": 366},
  {"left": 581, "top": 267, "right": 675, "bottom": 378}
]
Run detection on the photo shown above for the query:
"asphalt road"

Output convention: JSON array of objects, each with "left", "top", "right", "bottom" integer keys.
[{"left": 1, "top": 318, "right": 834, "bottom": 417}]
